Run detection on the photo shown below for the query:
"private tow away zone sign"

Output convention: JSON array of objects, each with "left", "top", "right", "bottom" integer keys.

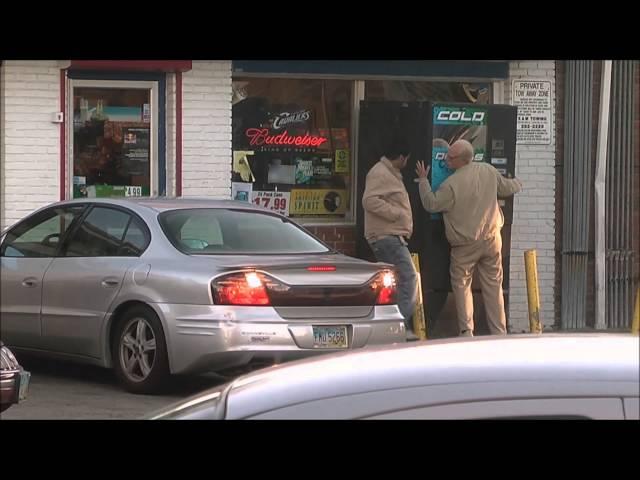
[{"left": 512, "top": 79, "right": 552, "bottom": 145}]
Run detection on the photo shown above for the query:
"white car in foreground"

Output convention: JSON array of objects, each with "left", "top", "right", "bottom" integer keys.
[{"left": 150, "top": 333, "right": 640, "bottom": 420}]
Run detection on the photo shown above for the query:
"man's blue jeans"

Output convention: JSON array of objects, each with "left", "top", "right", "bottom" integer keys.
[{"left": 368, "top": 236, "right": 418, "bottom": 330}]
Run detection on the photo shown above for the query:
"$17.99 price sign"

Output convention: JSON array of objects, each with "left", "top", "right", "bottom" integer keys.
[{"left": 251, "top": 191, "right": 291, "bottom": 217}]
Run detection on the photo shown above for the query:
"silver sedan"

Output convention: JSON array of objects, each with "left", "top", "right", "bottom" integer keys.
[
  {"left": 0, "top": 198, "right": 405, "bottom": 393},
  {"left": 149, "top": 333, "right": 640, "bottom": 420}
]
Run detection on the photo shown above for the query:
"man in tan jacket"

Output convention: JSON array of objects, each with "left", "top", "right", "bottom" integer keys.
[
  {"left": 363, "top": 139, "right": 418, "bottom": 340},
  {"left": 415, "top": 139, "right": 522, "bottom": 336}
]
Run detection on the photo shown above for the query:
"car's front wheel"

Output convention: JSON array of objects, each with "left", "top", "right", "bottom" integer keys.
[{"left": 112, "top": 305, "right": 170, "bottom": 394}]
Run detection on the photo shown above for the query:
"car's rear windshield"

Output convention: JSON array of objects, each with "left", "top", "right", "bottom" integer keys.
[{"left": 158, "top": 208, "right": 330, "bottom": 255}]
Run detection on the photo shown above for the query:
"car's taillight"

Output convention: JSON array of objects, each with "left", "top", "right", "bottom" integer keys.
[
  {"left": 371, "top": 270, "right": 397, "bottom": 305},
  {"left": 0, "top": 345, "right": 20, "bottom": 371},
  {"left": 212, "top": 272, "right": 271, "bottom": 306}
]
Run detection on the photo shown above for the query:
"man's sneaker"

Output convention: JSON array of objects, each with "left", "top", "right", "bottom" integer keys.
[
  {"left": 406, "top": 331, "right": 420, "bottom": 342},
  {"left": 460, "top": 329, "right": 474, "bottom": 337}
]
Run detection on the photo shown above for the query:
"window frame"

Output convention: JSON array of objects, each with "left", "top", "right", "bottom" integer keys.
[
  {"left": 232, "top": 76, "right": 360, "bottom": 226},
  {"left": 0, "top": 204, "right": 88, "bottom": 258},
  {"left": 59, "top": 203, "right": 152, "bottom": 258},
  {"left": 67, "top": 78, "right": 161, "bottom": 199}
]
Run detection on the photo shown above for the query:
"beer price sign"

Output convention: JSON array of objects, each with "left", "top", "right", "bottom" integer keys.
[{"left": 251, "top": 191, "right": 291, "bottom": 216}]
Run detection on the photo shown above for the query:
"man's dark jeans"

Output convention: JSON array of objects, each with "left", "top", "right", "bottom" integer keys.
[{"left": 369, "top": 236, "right": 418, "bottom": 331}]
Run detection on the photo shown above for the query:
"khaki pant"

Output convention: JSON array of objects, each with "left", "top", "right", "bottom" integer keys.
[{"left": 450, "top": 234, "right": 506, "bottom": 336}]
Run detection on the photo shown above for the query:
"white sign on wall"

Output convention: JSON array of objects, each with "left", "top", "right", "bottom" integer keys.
[
  {"left": 512, "top": 79, "right": 552, "bottom": 145},
  {"left": 251, "top": 190, "right": 290, "bottom": 217}
]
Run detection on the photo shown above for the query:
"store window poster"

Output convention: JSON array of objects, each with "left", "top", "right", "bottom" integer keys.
[
  {"left": 295, "top": 158, "right": 313, "bottom": 184},
  {"left": 121, "top": 127, "right": 150, "bottom": 176},
  {"left": 232, "top": 182, "right": 253, "bottom": 202},
  {"left": 290, "top": 189, "right": 348, "bottom": 215}
]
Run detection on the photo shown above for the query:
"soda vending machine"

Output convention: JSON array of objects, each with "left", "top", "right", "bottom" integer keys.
[{"left": 357, "top": 101, "right": 518, "bottom": 337}]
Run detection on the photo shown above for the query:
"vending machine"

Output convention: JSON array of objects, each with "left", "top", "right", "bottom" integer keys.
[{"left": 357, "top": 101, "right": 518, "bottom": 337}]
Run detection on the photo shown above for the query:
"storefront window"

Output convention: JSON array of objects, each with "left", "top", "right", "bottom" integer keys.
[
  {"left": 72, "top": 87, "right": 152, "bottom": 198},
  {"left": 365, "top": 81, "right": 492, "bottom": 104},
  {"left": 232, "top": 78, "right": 352, "bottom": 221}
]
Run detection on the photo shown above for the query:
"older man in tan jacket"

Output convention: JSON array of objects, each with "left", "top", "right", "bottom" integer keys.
[
  {"left": 415, "top": 139, "right": 522, "bottom": 336},
  {"left": 363, "top": 139, "right": 418, "bottom": 340}
]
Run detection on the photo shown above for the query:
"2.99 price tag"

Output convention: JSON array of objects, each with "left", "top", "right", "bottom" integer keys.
[{"left": 125, "top": 186, "right": 143, "bottom": 197}]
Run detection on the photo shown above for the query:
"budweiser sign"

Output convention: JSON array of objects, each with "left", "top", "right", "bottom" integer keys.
[
  {"left": 245, "top": 128, "right": 328, "bottom": 148},
  {"left": 272, "top": 110, "right": 311, "bottom": 130}
]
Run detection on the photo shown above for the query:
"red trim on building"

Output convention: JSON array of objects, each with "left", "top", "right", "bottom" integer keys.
[
  {"left": 60, "top": 69, "right": 66, "bottom": 201},
  {"left": 70, "top": 60, "right": 192, "bottom": 73},
  {"left": 176, "top": 72, "right": 183, "bottom": 196}
]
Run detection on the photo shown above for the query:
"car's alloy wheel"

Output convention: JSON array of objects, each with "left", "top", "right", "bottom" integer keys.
[
  {"left": 119, "top": 317, "right": 157, "bottom": 383},
  {"left": 113, "top": 305, "right": 169, "bottom": 394}
]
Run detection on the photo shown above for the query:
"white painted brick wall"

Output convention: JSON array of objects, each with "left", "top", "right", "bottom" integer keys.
[
  {"left": 1, "top": 61, "right": 233, "bottom": 227},
  {"left": 1, "top": 61, "right": 61, "bottom": 230},
  {"left": 180, "top": 61, "right": 232, "bottom": 197},
  {"left": 506, "top": 60, "right": 557, "bottom": 332}
]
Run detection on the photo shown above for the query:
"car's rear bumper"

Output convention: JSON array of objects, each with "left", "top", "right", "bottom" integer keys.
[{"left": 154, "top": 303, "right": 406, "bottom": 374}]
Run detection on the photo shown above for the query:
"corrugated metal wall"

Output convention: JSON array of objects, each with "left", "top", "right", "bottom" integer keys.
[
  {"left": 606, "top": 60, "right": 637, "bottom": 329},
  {"left": 561, "top": 61, "right": 595, "bottom": 329},
  {"left": 561, "top": 60, "right": 637, "bottom": 329}
]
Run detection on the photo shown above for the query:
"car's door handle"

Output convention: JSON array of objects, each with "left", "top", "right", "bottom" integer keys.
[
  {"left": 22, "top": 278, "right": 38, "bottom": 288},
  {"left": 101, "top": 279, "right": 120, "bottom": 288}
]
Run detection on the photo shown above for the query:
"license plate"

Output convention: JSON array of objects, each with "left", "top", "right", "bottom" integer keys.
[
  {"left": 18, "top": 371, "right": 30, "bottom": 401},
  {"left": 312, "top": 326, "right": 348, "bottom": 349}
]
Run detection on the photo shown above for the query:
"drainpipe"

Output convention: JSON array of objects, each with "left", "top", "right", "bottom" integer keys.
[
  {"left": 594, "top": 60, "right": 612, "bottom": 330},
  {"left": 176, "top": 71, "right": 183, "bottom": 197}
]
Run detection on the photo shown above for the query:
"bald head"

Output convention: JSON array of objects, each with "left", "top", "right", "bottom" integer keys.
[
  {"left": 433, "top": 138, "right": 450, "bottom": 149},
  {"left": 446, "top": 139, "right": 474, "bottom": 170}
]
